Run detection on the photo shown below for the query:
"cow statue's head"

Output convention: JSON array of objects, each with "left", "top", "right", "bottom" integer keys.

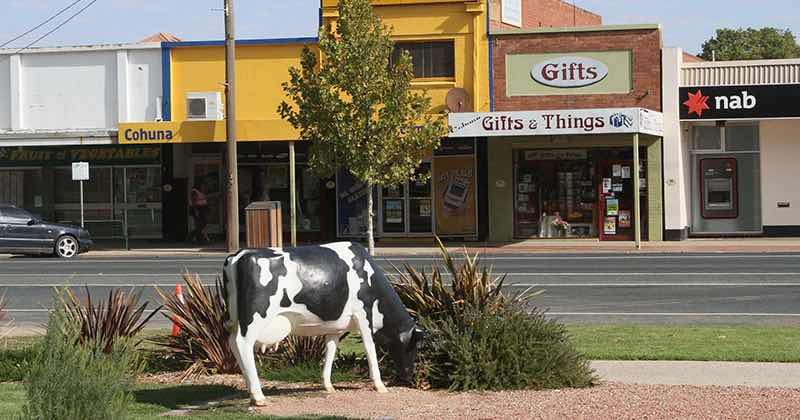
[{"left": 378, "top": 324, "right": 425, "bottom": 385}]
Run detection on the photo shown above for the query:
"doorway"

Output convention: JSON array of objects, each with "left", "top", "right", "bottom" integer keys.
[
  {"left": 190, "top": 161, "right": 224, "bottom": 235},
  {"left": 380, "top": 162, "right": 433, "bottom": 236}
]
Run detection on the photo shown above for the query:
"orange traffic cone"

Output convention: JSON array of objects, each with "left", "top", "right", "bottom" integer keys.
[{"left": 171, "top": 283, "right": 184, "bottom": 337}]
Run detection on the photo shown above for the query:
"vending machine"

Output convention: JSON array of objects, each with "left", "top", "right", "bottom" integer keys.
[{"left": 700, "top": 158, "right": 738, "bottom": 219}]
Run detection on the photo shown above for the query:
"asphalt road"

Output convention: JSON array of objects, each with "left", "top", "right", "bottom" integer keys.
[{"left": 1, "top": 252, "right": 799, "bottom": 330}]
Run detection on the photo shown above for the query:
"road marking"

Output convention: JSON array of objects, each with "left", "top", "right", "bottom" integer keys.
[
  {"left": 0, "top": 273, "right": 218, "bottom": 277},
  {"left": 1, "top": 282, "right": 798, "bottom": 288},
  {"left": 386, "top": 272, "right": 800, "bottom": 277},
  {"left": 549, "top": 312, "right": 800, "bottom": 317},
  {"left": 0, "top": 283, "right": 213, "bottom": 287}
]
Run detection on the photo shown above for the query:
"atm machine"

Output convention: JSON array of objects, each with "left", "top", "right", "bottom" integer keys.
[{"left": 700, "top": 158, "right": 738, "bottom": 219}]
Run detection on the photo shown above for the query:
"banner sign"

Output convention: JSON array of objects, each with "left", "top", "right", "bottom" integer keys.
[
  {"left": 680, "top": 84, "right": 800, "bottom": 120},
  {"left": 0, "top": 145, "right": 161, "bottom": 166},
  {"left": 448, "top": 108, "right": 663, "bottom": 137},
  {"left": 434, "top": 155, "right": 477, "bottom": 236},
  {"left": 336, "top": 170, "right": 377, "bottom": 237}
]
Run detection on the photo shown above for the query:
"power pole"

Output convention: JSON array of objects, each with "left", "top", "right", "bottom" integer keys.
[{"left": 224, "top": 0, "right": 240, "bottom": 252}]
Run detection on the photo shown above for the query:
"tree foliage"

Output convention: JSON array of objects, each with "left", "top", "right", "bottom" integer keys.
[
  {"left": 279, "top": 0, "right": 446, "bottom": 253},
  {"left": 700, "top": 27, "right": 800, "bottom": 61}
]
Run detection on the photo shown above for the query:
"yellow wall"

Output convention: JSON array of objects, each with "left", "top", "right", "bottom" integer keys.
[{"left": 140, "top": 0, "right": 489, "bottom": 143}]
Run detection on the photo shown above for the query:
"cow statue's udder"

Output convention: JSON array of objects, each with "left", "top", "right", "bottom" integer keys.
[{"left": 222, "top": 242, "right": 424, "bottom": 406}]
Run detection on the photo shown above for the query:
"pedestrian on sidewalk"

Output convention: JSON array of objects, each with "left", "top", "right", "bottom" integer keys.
[{"left": 188, "top": 183, "right": 210, "bottom": 244}]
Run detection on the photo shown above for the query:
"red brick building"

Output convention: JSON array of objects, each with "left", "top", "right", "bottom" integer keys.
[{"left": 489, "top": 0, "right": 601, "bottom": 30}]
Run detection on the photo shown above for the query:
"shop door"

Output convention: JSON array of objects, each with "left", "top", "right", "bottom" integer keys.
[
  {"left": 113, "top": 167, "right": 163, "bottom": 239},
  {"left": 598, "top": 161, "right": 635, "bottom": 241},
  {"left": 381, "top": 162, "right": 433, "bottom": 236},
  {"left": 191, "top": 162, "right": 224, "bottom": 235}
]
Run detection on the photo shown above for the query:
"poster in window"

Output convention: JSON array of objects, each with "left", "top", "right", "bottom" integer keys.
[
  {"left": 434, "top": 155, "right": 476, "bottom": 235},
  {"left": 336, "top": 170, "right": 377, "bottom": 237},
  {"left": 420, "top": 200, "right": 431, "bottom": 217},
  {"left": 602, "top": 178, "right": 612, "bottom": 193},
  {"left": 618, "top": 210, "right": 631, "bottom": 228},
  {"left": 385, "top": 200, "right": 403, "bottom": 223},
  {"left": 604, "top": 217, "right": 617, "bottom": 235},
  {"left": 606, "top": 198, "right": 619, "bottom": 216},
  {"left": 621, "top": 166, "right": 631, "bottom": 179},
  {"left": 612, "top": 164, "right": 622, "bottom": 177}
]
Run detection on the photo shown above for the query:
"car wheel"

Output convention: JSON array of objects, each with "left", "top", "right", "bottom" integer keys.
[{"left": 54, "top": 235, "right": 79, "bottom": 258}]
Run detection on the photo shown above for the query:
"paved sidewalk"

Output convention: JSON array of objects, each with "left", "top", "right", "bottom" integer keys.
[
  {"left": 592, "top": 360, "right": 800, "bottom": 388},
  {"left": 79, "top": 237, "right": 800, "bottom": 257}
]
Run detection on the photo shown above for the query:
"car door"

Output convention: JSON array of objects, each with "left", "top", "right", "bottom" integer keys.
[
  {"left": 3, "top": 208, "right": 49, "bottom": 251},
  {"left": 0, "top": 209, "right": 11, "bottom": 250}
]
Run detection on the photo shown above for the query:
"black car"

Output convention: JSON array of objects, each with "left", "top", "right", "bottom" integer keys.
[{"left": 0, "top": 204, "right": 92, "bottom": 258}]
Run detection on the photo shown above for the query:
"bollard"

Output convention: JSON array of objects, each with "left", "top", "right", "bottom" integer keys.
[{"left": 171, "top": 283, "right": 184, "bottom": 337}]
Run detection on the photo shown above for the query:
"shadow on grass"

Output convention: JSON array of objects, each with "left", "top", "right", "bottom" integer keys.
[{"left": 134, "top": 384, "right": 241, "bottom": 410}]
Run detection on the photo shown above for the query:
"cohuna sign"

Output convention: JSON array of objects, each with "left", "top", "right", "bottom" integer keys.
[
  {"left": 531, "top": 56, "right": 609, "bottom": 88},
  {"left": 680, "top": 84, "right": 800, "bottom": 120}
]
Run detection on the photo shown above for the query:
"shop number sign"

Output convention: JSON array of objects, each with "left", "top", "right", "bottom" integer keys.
[{"left": 72, "top": 162, "right": 89, "bottom": 181}]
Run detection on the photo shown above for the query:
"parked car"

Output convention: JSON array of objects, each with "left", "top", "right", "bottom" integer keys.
[{"left": 0, "top": 204, "right": 92, "bottom": 258}]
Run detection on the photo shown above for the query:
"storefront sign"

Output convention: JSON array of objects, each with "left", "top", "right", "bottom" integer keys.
[
  {"left": 448, "top": 108, "right": 663, "bottom": 137},
  {"left": 336, "top": 170, "right": 377, "bottom": 237},
  {"left": 434, "top": 155, "right": 477, "bottom": 236},
  {"left": 680, "top": 84, "right": 800, "bottom": 120},
  {"left": 435, "top": 138, "right": 476, "bottom": 156},
  {"left": 531, "top": 57, "right": 609, "bottom": 88},
  {"left": 501, "top": 0, "right": 522, "bottom": 27},
  {"left": 0, "top": 145, "right": 161, "bottom": 166},
  {"left": 523, "top": 150, "right": 587, "bottom": 161},
  {"left": 506, "top": 51, "right": 631, "bottom": 96},
  {"left": 118, "top": 120, "right": 297, "bottom": 144}
]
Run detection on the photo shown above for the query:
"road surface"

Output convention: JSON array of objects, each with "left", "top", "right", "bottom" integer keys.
[{"left": 1, "top": 252, "right": 799, "bottom": 330}]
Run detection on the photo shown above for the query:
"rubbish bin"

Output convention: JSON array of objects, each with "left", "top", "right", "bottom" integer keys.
[{"left": 245, "top": 201, "right": 282, "bottom": 248}]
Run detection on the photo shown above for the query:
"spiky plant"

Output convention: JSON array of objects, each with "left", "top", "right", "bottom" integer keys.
[
  {"left": 58, "top": 286, "right": 159, "bottom": 354},
  {"left": 392, "top": 237, "right": 541, "bottom": 321},
  {"left": 276, "top": 336, "right": 328, "bottom": 367},
  {"left": 0, "top": 292, "right": 14, "bottom": 340},
  {"left": 152, "top": 272, "right": 239, "bottom": 379}
]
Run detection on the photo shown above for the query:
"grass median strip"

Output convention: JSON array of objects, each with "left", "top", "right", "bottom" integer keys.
[{"left": 568, "top": 324, "right": 800, "bottom": 362}]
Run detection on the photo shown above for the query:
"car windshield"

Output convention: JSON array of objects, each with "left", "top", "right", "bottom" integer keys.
[{"left": 0, "top": 207, "right": 33, "bottom": 224}]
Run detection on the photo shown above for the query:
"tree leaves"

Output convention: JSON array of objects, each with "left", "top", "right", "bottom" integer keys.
[{"left": 700, "top": 27, "right": 800, "bottom": 61}]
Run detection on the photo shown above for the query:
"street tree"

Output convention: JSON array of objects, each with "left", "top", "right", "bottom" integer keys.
[
  {"left": 279, "top": 0, "right": 446, "bottom": 255},
  {"left": 700, "top": 27, "right": 800, "bottom": 61}
]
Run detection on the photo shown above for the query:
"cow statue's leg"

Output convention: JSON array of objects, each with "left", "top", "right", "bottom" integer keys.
[
  {"left": 232, "top": 315, "right": 293, "bottom": 406},
  {"left": 354, "top": 316, "right": 389, "bottom": 393},
  {"left": 322, "top": 334, "right": 340, "bottom": 393}
]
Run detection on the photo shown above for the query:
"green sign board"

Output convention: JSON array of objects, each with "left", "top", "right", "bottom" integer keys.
[
  {"left": 0, "top": 145, "right": 162, "bottom": 166},
  {"left": 506, "top": 50, "right": 632, "bottom": 97}
]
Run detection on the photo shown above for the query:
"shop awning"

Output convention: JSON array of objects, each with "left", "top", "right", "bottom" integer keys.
[{"left": 447, "top": 107, "right": 663, "bottom": 138}]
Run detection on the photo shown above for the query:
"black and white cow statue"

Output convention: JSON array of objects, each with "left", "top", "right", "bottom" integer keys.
[{"left": 223, "top": 241, "right": 424, "bottom": 406}]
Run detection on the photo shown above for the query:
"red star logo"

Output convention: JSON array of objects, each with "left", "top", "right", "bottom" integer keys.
[{"left": 683, "top": 90, "right": 710, "bottom": 117}]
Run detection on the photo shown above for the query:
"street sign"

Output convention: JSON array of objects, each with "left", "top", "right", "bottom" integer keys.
[{"left": 72, "top": 162, "right": 89, "bottom": 181}]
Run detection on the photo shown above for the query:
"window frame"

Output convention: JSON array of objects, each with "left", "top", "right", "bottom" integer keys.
[{"left": 391, "top": 40, "right": 456, "bottom": 80}]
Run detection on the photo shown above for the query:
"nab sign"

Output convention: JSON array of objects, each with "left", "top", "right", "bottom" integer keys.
[{"left": 680, "top": 84, "right": 800, "bottom": 120}]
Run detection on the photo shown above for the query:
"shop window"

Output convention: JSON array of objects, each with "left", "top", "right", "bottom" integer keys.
[
  {"left": 692, "top": 126, "right": 722, "bottom": 151},
  {"left": 391, "top": 41, "right": 455, "bottom": 79},
  {"left": 54, "top": 167, "right": 111, "bottom": 204},
  {"left": 238, "top": 164, "right": 321, "bottom": 233},
  {"left": 725, "top": 124, "right": 760, "bottom": 152}
]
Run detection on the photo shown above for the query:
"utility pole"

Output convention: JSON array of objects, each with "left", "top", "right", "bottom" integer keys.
[{"left": 224, "top": 0, "right": 240, "bottom": 252}]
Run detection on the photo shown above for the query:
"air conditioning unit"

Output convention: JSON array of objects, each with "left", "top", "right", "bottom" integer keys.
[{"left": 186, "top": 92, "right": 224, "bottom": 120}]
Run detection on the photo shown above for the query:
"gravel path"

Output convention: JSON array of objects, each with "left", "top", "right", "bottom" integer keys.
[{"left": 140, "top": 374, "right": 800, "bottom": 419}]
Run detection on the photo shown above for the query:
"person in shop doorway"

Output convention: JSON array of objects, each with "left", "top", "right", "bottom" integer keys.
[{"left": 189, "top": 183, "right": 210, "bottom": 245}]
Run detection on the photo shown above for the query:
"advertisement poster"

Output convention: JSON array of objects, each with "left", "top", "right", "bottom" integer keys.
[
  {"left": 604, "top": 217, "right": 617, "bottom": 235},
  {"left": 612, "top": 164, "right": 622, "bottom": 177},
  {"left": 337, "top": 170, "right": 377, "bottom": 237},
  {"left": 621, "top": 166, "right": 631, "bottom": 179},
  {"left": 606, "top": 198, "right": 619, "bottom": 216},
  {"left": 618, "top": 210, "right": 631, "bottom": 228},
  {"left": 385, "top": 200, "right": 403, "bottom": 223},
  {"left": 434, "top": 155, "right": 476, "bottom": 235},
  {"left": 602, "top": 178, "right": 612, "bottom": 193}
]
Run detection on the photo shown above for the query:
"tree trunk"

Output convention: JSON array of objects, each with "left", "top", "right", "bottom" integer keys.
[{"left": 366, "top": 182, "right": 375, "bottom": 256}]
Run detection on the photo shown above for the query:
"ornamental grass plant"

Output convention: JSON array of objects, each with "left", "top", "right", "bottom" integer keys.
[{"left": 392, "top": 237, "right": 597, "bottom": 391}]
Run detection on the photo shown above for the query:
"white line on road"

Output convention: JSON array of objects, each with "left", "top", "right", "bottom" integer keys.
[
  {"left": 386, "top": 272, "right": 800, "bottom": 277},
  {"left": 0, "top": 273, "right": 218, "bottom": 277},
  {"left": 1, "top": 282, "right": 798, "bottom": 288}
]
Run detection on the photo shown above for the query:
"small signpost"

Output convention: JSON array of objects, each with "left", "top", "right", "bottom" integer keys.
[{"left": 71, "top": 162, "right": 89, "bottom": 228}]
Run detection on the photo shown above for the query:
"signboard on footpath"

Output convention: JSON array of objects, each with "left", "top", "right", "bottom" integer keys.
[
  {"left": 448, "top": 108, "right": 663, "bottom": 138},
  {"left": 680, "top": 84, "right": 800, "bottom": 120}
]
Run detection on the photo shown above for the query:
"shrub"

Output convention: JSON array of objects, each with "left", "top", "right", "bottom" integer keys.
[
  {"left": 392, "top": 237, "right": 540, "bottom": 321},
  {"left": 20, "top": 306, "right": 142, "bottom": 420},
  {"left": 58, "top": 286, "right": 159, "bottom": 354},
  {"left": 0, "top": 292, "right": 14, "bottom": 340},
  {"left": 0, "top": 348, "right": 35, "bottom": 382},
  {"left": 418, "top": 305, "right": 596, "bottom": 391},
  {"left": 151, "top": 272, "right": 239, "bottom": 378}
]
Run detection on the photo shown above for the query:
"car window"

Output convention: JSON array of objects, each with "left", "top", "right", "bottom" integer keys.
[{"left": 1, "top": 207, "right": 32, "bottom": 224}]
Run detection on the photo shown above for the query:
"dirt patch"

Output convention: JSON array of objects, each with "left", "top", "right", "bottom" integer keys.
[{"left": 139, "top": 374, "right": 800, "bottom": 419}]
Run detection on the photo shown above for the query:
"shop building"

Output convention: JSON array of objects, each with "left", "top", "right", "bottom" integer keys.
[
  {"left": 662, "top": 53, "right": 800, "bottom": 238},
  {"left": 450, "top": 24, "right": 665, "bottom": 242},
  {"left": 0, "top": 42, "right": 167, "bottom": 239}
]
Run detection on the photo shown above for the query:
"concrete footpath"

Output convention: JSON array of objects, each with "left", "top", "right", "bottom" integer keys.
[
  {"left": 592, "top": 360, "right": 800, "bottom": 388},
  {"left": 82, "top": 237, "right": 800, "bottom": 257}
]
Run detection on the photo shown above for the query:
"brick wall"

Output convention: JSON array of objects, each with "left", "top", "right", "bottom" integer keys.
[
  {"left": 493, "top": 28, "right": 663, "bottom": 111},
  {"left": 489, "top": 0, "right": 602, "bottom": 30}
]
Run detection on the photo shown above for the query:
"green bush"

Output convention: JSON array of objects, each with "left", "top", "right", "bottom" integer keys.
[
  {"left": 418, "top": 305, "right": 597, "bottom": 391},
  {"left": 0, "top": 348, "right": 35, "bottom": 382},
  {"left": 19, "top": 307, "right": 143, "bottom": 420}
]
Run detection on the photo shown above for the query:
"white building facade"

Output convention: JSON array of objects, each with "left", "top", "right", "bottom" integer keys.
[
  {"left": 0, "top": 43, "right": 165, "bottom": 238},
  {"left": 662, "top": 50, "right": 800, "bottom": 239}
]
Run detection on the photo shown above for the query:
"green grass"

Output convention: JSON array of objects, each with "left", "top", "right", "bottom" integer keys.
[
  {"left": 568, "top": 324, "right": 800, "bottom": 362},
  {"left": 0, "top": 382, "right": 362, "bottom": 420}
]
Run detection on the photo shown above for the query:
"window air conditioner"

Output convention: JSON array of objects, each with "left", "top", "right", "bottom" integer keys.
[{"left": 186, "top": 92, "right": 224, "bottom": 120}]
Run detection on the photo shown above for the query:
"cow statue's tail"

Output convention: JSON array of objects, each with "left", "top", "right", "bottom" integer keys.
[{"left": 222, "top": 252, "right": 240, "bottom": 335}]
